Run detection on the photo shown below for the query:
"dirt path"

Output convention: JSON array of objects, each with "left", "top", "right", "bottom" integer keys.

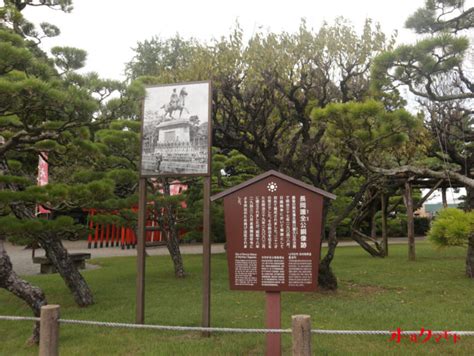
[{"left": 5, "top": 237, "right": 424, "bottom": 276}]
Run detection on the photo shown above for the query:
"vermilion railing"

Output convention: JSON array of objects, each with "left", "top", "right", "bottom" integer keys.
[{"left": 85, "top": 181, "right": 187, "bottom": 249}]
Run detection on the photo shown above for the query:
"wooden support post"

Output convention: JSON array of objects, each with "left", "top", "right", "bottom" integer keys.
[
  {"left": 39, "top": 305, "right": 60, "bottom": 356},
  {"left": 265, "top": 291, "right": 281, "bottom": 356},
  {"left": 370, "top": 202, "right": 377, "bottom": 240},
  {"left": 404, "top": 180, "right": 415, "bottom": 261},
  {"left": 381, "top": 193, "right": 388, "bottom": 257},
  {"left": 202, "top": 176, "right": 211, "bottom": 336},
  {"left": 442, "top": 187, "right": 448, "bottom": 208},
  {"left": 292, "top": 315, "right": 311, "bottom": 356},
  {"left": 136, "top": 178, "right": 147, "bottom": 324}
]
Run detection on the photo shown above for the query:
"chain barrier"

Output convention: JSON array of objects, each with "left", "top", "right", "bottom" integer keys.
[{"left": 2, "top": 315, "right": 474, "bottom": 336}]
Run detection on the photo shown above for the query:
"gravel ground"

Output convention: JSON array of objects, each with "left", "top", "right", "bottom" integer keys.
[
  {"left": 5, "top": 241, "right": 226, "bottom": 276},
  {"left": 5, "top": 237, "right": 424, "bottom": 276}
]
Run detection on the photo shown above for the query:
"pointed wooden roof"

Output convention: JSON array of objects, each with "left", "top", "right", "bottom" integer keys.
[{"left": 210, "top": 170, "right": 336, "bottom": 201}]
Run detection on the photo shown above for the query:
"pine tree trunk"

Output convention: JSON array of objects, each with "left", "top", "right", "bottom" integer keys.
[
  {"left": 466, "top": 186, "right": 474, "bottom": 211},
  {"left": 318, "top": 181, "right": 373, "bottom": 290},
  {"left": 466, "top": 233, "right": 474, "bottom": 279},
  {"left": 1, "top": 156, "right": 94, "bottom": 306},
  {"left": 318, "top": 200, "right": 338, "bottom": 290},
  {"left": 39, "top": 235, "right": 94, "bottom": 306},
  {"left": 318, "top": 226, "right": 338, "bottom": 290},
  {"left": 0, "top": 241, "right": 47, "bottom": 344},
  {"left": 318, "top": 201, "right": 329, "bottom": 260},
  {"left": 162, "top": 180, "right": 185, "bottom": 278},
  {"left": 165, "top": 230, "right": 186, "bottom": 278}
]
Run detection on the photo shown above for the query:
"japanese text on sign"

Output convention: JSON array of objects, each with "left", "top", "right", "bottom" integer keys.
[{"left": 240, "top": 195, "right": 309, "bottom": 250}]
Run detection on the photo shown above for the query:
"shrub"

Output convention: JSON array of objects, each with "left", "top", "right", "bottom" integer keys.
[{"left": 428, "top": 208, "right": 474, "bottom": 247}]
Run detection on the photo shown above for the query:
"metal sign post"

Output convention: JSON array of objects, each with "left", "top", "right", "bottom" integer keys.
[
  {"left": 265, "top": 291, "right": 281, "bottom": 355},
  {"left": 136, "top": 178, "right": 147, "bottom": 324},
  {"left": 136, "top": 81, "right": 212, "bottom": 330},
  {"left": 202, "top": 175, "right": 211, "bottom": 336}
]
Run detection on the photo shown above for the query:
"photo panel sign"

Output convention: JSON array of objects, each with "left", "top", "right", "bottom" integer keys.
[{"left": 140, "top": 81, "right": 211, "bottom": 177}]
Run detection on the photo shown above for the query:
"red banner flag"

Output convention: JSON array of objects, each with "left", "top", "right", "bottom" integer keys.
[{"left": 37, "top": 153, "right": 50, "bottom": 214}]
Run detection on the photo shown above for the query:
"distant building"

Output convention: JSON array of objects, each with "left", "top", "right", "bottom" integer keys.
[
  {"left": 414, "top": 205, "right": 430, "bottom": 218},
  {"left": 415, "top": 203, "right": 458, "bottom": 219}
]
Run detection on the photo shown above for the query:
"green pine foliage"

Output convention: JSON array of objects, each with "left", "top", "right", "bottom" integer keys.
[
  {"left": 179, "top": 149, "right": 261, "bottom": 243},
  {"left": 370, "top": 1, "right": 473, "bottom": 211},
  {"left": 0, "top": 215, "right": 81, "bottom": 245},
  {"left": 55, "top": 119, "right": 142, "bottom": 230},
  {"left": 0, "top": 6, "right": 136, "bottom": 245}
]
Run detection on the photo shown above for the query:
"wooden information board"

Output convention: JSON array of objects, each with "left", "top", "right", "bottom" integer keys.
[{"left": 212, "top": 170, "right": 336, "bottom": 292}]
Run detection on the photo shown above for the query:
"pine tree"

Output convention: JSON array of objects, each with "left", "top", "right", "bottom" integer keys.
[
  {"left": 371, "top": 0, "right": 473, "bottom": 198},
  {"left": 0, "top": 0, "right": 74, "bottom": 343},
  {"left": 0, "top": 1, "right": 129, "bottom": 312},
  {"left": 125, "top": 20, "right": 396, "bottom": 289}
]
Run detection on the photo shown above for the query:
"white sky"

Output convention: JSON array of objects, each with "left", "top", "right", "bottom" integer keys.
[
  {"left": 20, "top": 0, "right": 429, "bottom": 81},
  {"left": 16, "top": 0, "right": 471, "bottom": 203}
]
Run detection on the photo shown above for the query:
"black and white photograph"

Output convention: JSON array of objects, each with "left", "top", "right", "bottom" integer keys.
[{"left": 140, "top": 81, "right": 211, "bottom": 176}]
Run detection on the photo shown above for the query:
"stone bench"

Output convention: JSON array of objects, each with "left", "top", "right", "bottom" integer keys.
[{"left": 33, "top": 253, "right": 91, "bottom": 274}]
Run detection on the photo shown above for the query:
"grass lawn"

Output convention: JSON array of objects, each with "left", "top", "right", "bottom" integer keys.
[{"left": 0, "top": 241, "right": 473, "bottom": 355}]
